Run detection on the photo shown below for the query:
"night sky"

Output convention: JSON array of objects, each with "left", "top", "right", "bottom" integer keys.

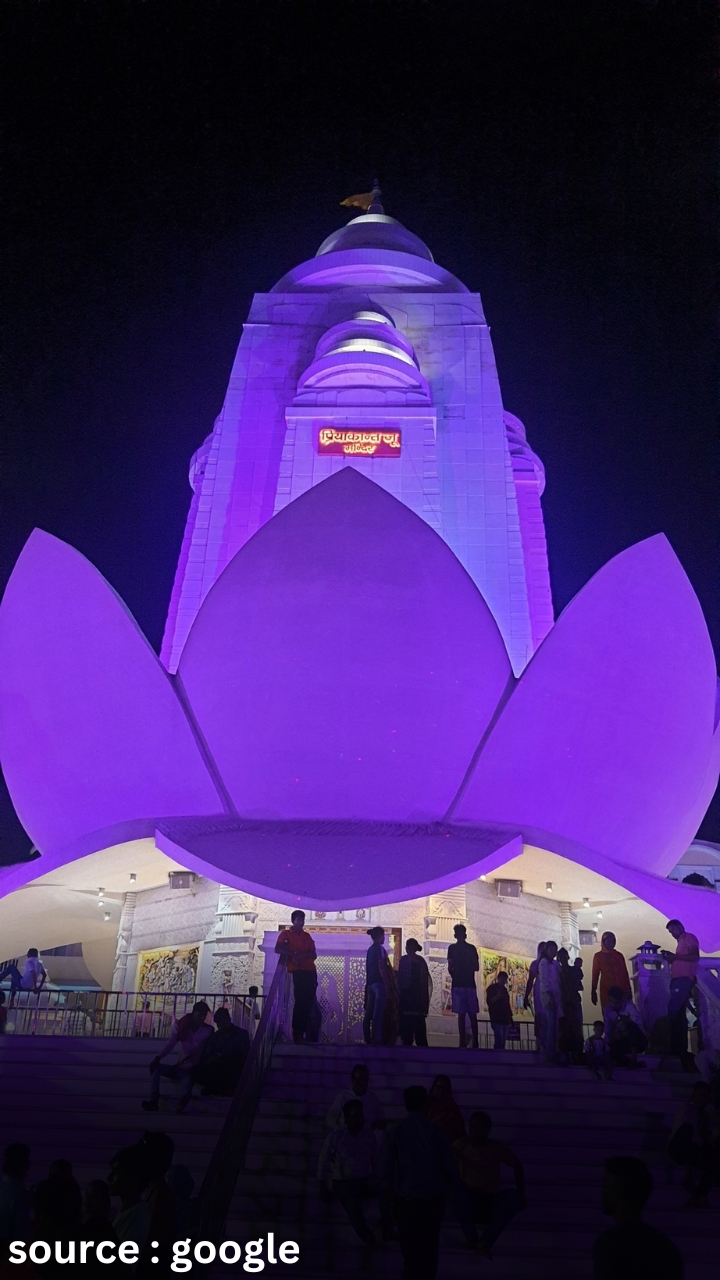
[{"left": 1, "top": 0, "right": 717, "bottom": 862}]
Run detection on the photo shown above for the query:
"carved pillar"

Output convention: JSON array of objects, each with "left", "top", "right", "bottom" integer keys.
[
  {"left": 425, "top": 886, "right": 468, "bottom": 1017},
  {"left": 560, "top": 903, "right": 579, "bottom": 958},
  {"left": 198, "top": 886, "right": 259, "bottom": 994},
  {"left": 112, "top": 892, "right": 137, "bottom": 991}
]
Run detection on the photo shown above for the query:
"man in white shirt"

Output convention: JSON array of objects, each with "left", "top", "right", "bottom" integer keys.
[
  {"left": 326, "top": 1063, "right": 386, "bottom": 1131},
  {"left": 537, "top": 941, "right": 562, "bottom": 1062},
  {"left": 0, "top": 948, "right": 47, "bottom": 1006},
  {"left": 318, "top": 1100, "right": 393, "bottom": 1245},
  {"left": 603, "top": 987, "right": 647, "bottom": 1068}
]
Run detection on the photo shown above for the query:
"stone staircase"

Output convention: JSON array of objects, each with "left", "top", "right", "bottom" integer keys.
[
  {"left": 1, "top": 1036, "right": 716, "bottom": 1278},
  {"left": 0, "top": 1036, "right": 230, "bottom": 1194},
  {"left": 227, "top": 1043, "right": 715, "bottom": 1279}
]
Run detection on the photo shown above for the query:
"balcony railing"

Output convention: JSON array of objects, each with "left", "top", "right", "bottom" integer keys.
[{"left": 2, "top": 988, "right": 262, "bottom": 1038}]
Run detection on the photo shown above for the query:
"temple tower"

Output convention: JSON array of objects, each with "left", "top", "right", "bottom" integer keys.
[{"left": 162, "top": 196, "right": 553, "bottom": 674}]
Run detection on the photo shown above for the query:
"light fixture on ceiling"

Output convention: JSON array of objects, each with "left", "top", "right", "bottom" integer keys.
[
  {"left": 97, "top": 899, "right": 105, "bottom": 908},
  {"left": 479, "top": 875, "right": 486, "bottom": 881},
  {"left": 97, "top": 887, "right": 105, "bottom": 896},
  {"left": 129, "top": 873, "right": 137, "bottom": 883},
  {"left": 583, "top": 897, "right": 590, "bottom": 909},
  {"left": 546, "top": 882, "right": 553, "bottom": 893},
  {"left": 597, "top": 909, "right": 603, "bottom": 920},
  {"left": 592, "top": 921, "right": 600, "bottom": 931},
  {"left": 104, "top": 911, "right": 111, "bottom": 922}
]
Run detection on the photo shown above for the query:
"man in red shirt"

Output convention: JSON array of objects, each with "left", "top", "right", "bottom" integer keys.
[
  {"left": 662, "top": 918, "right": 700, "bottom": 1060},
  {"left": 275, "top": 910, "right": 318, "bottom": 1044}
]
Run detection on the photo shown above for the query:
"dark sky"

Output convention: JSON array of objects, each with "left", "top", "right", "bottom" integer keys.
[{"left": 1, "top": 0, "right": 717, "bottom": 862}]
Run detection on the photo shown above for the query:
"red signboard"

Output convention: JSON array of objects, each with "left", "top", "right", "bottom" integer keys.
[{"left": 316, "top": 427, "right": 402, "bottom": 457}]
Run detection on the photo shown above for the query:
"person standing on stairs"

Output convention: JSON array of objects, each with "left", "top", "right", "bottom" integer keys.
[
  {"left": 363, "top": 927, "right": 392, "bottom": 1046},
  {"left": 485, "top": 970, "right": 513, "bottom": 1050},
  {"left": 398, "top": 938, "right": 432, "bottom": 1047},
  {"left": 425, "top": 1075, "right": 466, "bottom": 1145},
  {"left": 668, "top": 1080, "right": 720, "bottom": 1209},
  {"left": 447, "top": 924, "right": 480, "bottom": 1049},
  {"left": 591, "top": 932, "right": 632, "bottom": 1010},
  {"left": 524, "top": 942, "right": 547, "bottom": 1053},
  {"left": 326, "top": 1063, "right": 386, "bottom": 1131},
  {"left": 382, "top": 1085, "right": 457, "bottom": 1280},
  {"left": 0, "top": 1143, "right": 31, "bottom": 1255},
  {"left": 557, "top": 947, "right": 584, "bottom": 1063},
  {"left": 603, "top": 987, "right": 647, "bottom": 1069},
  {"left": 318, "top": 1099, "right": 394, "bottom": 1248},
  {"left": 275, "top": 910, "right": 318, "bottom": 1045},
  {"left": 452, "top": 1110, "right": 525, "bottom": 1259},
  {"left": 662, "top": 918, "right": 700, "bottom": 1062},
  {"left": 537, "top": 941, "right": 562, "bottom": 1063},
  {"left": 592, "top": 1156, "right": 683, "bottom": 1279}
]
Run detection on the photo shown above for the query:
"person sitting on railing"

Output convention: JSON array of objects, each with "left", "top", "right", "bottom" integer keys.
[
  {"left": 0, "top": 949, "right": 47, "bottom": 1008},
  {"left": 326, "top": 1063, "right": 386, "bottom": 1131},
  {"left": 191, "top": 1007, "right": 250, "bottom": 1097},
  {"left": 318, "top": 1099, "right": 394, "bottom": 1248},
  {"left": 141, "top": 1001, "right": 212, "bottom": 1115}
]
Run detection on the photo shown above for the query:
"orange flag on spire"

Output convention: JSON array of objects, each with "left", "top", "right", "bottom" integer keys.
[{"left": 340, "top": 192, "right": 374, "bottom": 212}]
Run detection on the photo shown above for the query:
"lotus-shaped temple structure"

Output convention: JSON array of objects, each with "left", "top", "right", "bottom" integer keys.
[
  {"left": 1, "top": 468, "right": 719, "bottom": 943},
  {"left": 1, "top": 198, "right": 719, "bottom": 973}
]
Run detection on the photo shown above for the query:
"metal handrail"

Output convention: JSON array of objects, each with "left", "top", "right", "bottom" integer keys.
[
  {"left": 194, "top": 960, "right": 292, "bottom": 1240},
  {"left": 1, "top": 989, "right": 263, "bottom": 1038}
]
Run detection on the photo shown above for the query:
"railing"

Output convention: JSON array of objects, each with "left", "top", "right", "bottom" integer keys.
[
  {"left": 2, "top": 989, "right": 262, "bottom": 1038},
  {"left": 471, "top": 1018, "right": 598, "bottom": 1051},
  {"left": 194, "top": 960, "right": 292, "bottom": 1240}
]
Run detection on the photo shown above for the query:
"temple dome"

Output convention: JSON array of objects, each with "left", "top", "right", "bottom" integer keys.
[{"left": 316, "top": 214, "right": 434, "bottom": 262}]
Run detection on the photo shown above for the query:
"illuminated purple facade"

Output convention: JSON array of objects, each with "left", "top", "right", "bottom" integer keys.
[
  {"left": 161, "top": 204, "right": 553, "bottom": 675},
  {"left": 0, "top": 205, "right": 718, "bottom": 948}
]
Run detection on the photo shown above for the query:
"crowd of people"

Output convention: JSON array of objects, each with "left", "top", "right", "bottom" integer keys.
[
  {"left": 273, "top": 910, "right": 703, "bottom": 1075},
  {"left": 0, "top": 1131, "right": 192, "bottom": 1276},
  {"left": 317, "top": 1061, "right": 693, "bottom": 1278},
  {"left": 0, "top": 913, "right": 712, "bottom": 1277}
]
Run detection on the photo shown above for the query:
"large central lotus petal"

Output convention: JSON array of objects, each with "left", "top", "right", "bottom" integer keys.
[
  {"left": 452, "top": 535, "right": 718, "bottom": 876},
  {"left": 178, "top": 468, "right": 512, "bottom": 820}
]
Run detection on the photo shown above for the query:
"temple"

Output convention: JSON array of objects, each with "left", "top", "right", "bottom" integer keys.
[
  {"left": 0, "top": 198, "right": 718, "bottom": 1039},
  {"left": 161, "top": 186, "right": 553, "bottom": 676}
]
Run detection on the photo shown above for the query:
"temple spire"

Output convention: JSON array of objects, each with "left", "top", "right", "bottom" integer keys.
[{"left": 368, "top": 179, "right": 384, "bottom": 214}]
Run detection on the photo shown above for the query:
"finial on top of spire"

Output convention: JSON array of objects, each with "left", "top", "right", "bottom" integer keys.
[
  {"left": 368, "top": 179, "right": 384, "bottom": 214},
  {"left": 339, "top": 180, "right": 385, "bottom": 215}
]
